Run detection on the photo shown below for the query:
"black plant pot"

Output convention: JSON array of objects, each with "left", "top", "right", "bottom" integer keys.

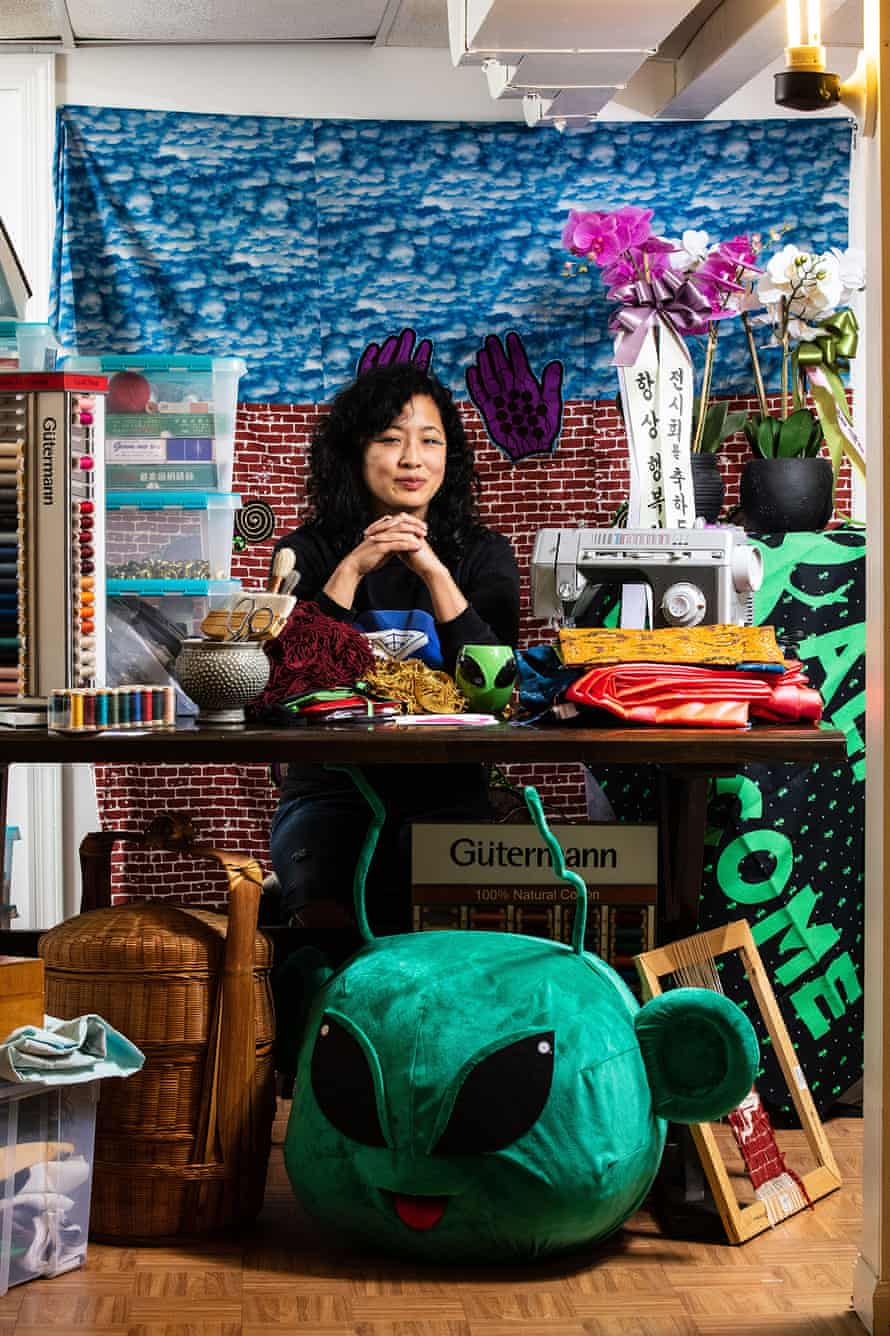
[
  {"left": 739, "top": 456, "right": 834, "bottom": 533},
  {"left": 691, "top": 453, "right": 725, "bottom": 523}
]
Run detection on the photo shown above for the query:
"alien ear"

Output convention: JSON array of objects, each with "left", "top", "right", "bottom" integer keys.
[{"left": 634, "top": 988, "right": 759, "bottom": 1125}]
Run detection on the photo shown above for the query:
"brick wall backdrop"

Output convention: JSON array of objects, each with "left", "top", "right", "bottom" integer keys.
[{"left": 95, "top": 394, "right": 852, "bottom": 905}]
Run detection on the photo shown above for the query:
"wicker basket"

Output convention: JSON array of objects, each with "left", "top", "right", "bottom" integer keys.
[{"left": 39, "top": 821, "right": 276, "bottom": 1242}]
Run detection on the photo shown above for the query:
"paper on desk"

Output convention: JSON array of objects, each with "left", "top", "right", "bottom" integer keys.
[{"left": 387, "top": 713, "right": 499, "bottom": 726}]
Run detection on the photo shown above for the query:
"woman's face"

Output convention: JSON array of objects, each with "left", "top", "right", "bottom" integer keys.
[{"left": 361, "top": 394, "right": 448, "bottom": 519}]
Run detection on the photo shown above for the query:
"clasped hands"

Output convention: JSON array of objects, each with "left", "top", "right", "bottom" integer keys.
[{"left": 346, "top": 513, "right": 443, "bottom": 582}]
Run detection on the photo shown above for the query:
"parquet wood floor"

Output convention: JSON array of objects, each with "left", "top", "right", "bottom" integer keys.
[{"left": 0, "top": 1104, "right": 864, "bottom": 1335}]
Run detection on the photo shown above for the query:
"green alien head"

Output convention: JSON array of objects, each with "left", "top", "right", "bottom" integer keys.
[
  {"left": 455, "top": 644, "right": 518, "bottom": 715},
  {"left": 284, "top": 772, "right": 758, "bottom": 1262}
]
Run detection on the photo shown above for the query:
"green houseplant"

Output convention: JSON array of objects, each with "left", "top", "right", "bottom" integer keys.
[
  {"left": 737, "top": 233, "right": 865, "bottom": 531},
  {"left": 690, "top": 397, "right": 748, "bottom": 522}
]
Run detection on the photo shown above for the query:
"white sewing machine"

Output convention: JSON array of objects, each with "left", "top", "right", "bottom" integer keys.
[{"left": 531, "top": 527, "right": 764, "bottom": 628}]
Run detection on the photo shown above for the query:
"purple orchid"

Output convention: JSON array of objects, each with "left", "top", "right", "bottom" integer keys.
[
  {"left": 563, "top": 206, "right": 654, "bottom": 267},
  {"left": 602, "top": 236, "right": 675, "bottom": 288}
]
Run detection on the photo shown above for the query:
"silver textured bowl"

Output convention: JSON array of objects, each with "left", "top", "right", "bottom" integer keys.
[{"left": 172, "top": 638, "right": 270, "bottom": 725}]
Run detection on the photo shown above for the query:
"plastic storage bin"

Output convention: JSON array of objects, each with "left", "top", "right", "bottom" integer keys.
[
  {"left": 1, "top": 826, "right": 20, "bottom": 930},
  {"left": 0, "top": 321, "right": 17, "bottom": 369},
  {"left": 105, "top": 492, "right": 242, "bottom": 587},
  {"left": 106, "top": 581, "right": 241, "bottom": 715},
  {"left": 0, "top": 321, "right": 61, "bottom": 372},
  {"left": 0, "top": 1081, "right": 99, "bottom": 1296},
  {"left": 16, "top": 323, "right": 60, "bottom": 372},
  {"left": 62, "top": 354, "right": 246, "bottom": 493}
]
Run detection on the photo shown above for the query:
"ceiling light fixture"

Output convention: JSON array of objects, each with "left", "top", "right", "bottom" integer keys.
[
  {"left": 774, "top": 0, "right": 876, "bottom": 136},
  {"left": 521, "top": 94, "right": 597, "bottom": 131}
]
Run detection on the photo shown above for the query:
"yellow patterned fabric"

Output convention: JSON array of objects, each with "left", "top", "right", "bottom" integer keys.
[
  {"left": 365, "top": 659, "right": 467, "bottom": 714},
  {"left": 558, "top": 624, "right": 784, "bottom": 667}
]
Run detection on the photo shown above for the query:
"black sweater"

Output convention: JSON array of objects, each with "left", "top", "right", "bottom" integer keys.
[
  {"left": 275, "top": 523, "right": 521, "bottom": 810},
  {"left": 275, "top": 524, "right": 520, "bottom": 673}
]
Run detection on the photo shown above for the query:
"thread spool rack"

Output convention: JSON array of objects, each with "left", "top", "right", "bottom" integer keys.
[{"left": 0, "top": 372, "right": 108, "bottom": 697}]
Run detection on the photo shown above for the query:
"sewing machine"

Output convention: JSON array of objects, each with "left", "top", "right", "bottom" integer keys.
[{"left": 531, "top": 527, "right": 764, "bottom": 628}]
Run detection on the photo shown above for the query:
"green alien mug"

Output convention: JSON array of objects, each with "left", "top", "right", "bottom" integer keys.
[{"left": 455, "top": 644, "right": 518, "bottom": 715}]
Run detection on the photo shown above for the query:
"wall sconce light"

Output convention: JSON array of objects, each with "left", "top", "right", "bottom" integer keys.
[{"left": 774, "top": 0, "right": 876, "bottom": 136}]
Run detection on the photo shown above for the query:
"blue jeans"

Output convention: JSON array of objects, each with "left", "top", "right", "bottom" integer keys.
[{"left": 269, "top": 766, "right": 492, "bottom": 935}]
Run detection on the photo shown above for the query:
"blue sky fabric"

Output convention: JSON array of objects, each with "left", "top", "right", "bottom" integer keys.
[{"left": 52, "top": 106, "right": 851, "bottom": 404}]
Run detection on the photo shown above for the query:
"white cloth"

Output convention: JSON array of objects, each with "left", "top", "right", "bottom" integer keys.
[{"left": 0, "top": 1014, "right": 144, "bottom": 1084}]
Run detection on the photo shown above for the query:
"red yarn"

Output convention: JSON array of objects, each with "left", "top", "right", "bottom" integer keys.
[{"left": 254, "top": 601, "right": 375, "bottom": 711}]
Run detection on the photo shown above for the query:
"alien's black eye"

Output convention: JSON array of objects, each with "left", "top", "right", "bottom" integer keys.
[
  {"left": 433, "top": 1032, "right": 555, "bottom": 1155},
  {"left": 456, "top": 652, "right": 485, "bottom": 687},
  {"left": 494, "top": 656, "right": 517, "bottom": 688},
  {"left": 310, "top": 1015, "right": 387, "bottom": 1147}
]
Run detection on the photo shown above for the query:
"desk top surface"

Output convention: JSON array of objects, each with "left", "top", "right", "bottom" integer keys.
[{"left": 0, "top": 720, "right": 847, "bottom": 768}]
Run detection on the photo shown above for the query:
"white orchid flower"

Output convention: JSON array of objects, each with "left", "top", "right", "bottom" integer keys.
[
  {"left": 666, "top": 228, "right": 710, "bottom": 272},
  {"left": 729, "top": 280, "right": 763, "bottom": 315},
  {"left": 830, "top": 246, "right": 866, "bottom": 301},
  {"left": 787, "top": 316, "right": 833, "bottom": 341},
  {"left": 789, "top": 250, "right": 844, "bottom": 318},
  {"left": 756, "top": 243, "right": 808, "bottom": 304}
]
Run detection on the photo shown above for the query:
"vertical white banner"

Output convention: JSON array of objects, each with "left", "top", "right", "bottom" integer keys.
[
  {"left": 617, "top": 325, "right": 660, "bottom": 627},
  {"left": 617, "top": 326, "right": 662, "bottom": 529},
  {"left": 657, "top": 320, "right": 695, "bottom": 529}
]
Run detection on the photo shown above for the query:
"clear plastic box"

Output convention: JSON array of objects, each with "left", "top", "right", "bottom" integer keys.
[
  {"left": 105, "top": 492, "right": 242, "bottom": 586},
  {"left": 0, "top": 321, "right": 18, "bottom": 370},
  {"left": 0, "top": 1081, "right": 99, "bottom": 1296},
  {"left": 62, "top": 354, "right": 246, "bottom": 493},
  {"left": 108, "top": 581, "right": 242, "bottom": 637},
  {"left": 0, "top": 321, "right": 61, "bottom": 372},
  {"left": 16, "top": 323, "right": 60, "bottom": 372},
  {"left": 106, "top": 581, "right": 241, "bottom": 714}
]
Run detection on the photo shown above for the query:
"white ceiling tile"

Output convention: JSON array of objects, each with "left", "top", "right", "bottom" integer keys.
[
  {"left": 65, "top": 0, "right": 390, "bottom": 42},
  {"left": 0, "top": 0, "right": 61, "bottom": 39},
  {"left": 382, "top": 0, "right": 448, "bottom": 48}
]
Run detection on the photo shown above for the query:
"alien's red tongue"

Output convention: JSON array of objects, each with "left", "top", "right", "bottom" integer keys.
[{"left": 393, "top": 1194, "right": 449, "bottom": 1230}]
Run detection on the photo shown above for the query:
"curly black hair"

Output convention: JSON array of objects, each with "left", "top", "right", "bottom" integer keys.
[{"left": 304, "top": 364, "right": 483, "bottom": 565}]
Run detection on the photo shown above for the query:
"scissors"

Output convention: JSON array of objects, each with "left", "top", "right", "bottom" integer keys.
[{"left": 224, "top": 596, "right": 276, "bottom": 642}]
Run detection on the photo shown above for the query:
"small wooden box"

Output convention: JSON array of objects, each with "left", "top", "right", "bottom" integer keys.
[{"left": 0, "top": 957, "right": 44, "bottom": 1038}]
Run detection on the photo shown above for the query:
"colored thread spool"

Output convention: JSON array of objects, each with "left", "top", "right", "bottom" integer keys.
[{"left": 70, "top": 691, "right": 84, "bottom": 729}]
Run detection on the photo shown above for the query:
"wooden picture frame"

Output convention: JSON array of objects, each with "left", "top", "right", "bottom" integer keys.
[{"left": 635, "top": 918, "right": 842, "bottom": 1244}]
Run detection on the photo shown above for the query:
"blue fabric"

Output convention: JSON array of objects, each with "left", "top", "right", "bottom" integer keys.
[
  {"left": 516, "top": 645, "right": 581, "bottom": 716},
  {"left": 353, "top": 608, "right": 443, "bottom": 668},
  {"left": 51, "top": 108, "right": 851, "bottom": 404}
]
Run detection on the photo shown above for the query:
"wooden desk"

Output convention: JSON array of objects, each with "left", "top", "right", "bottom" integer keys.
[{"left": 0, "top": 720, "right": 847, "bottom": 937}]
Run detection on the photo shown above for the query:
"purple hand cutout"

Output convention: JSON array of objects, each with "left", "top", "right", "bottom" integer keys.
[
  {"left": 357, "top": 327, "right": 433, "bottom": 377},
  {"left": 466, "top": 332, "right": 564, "bottom": 463}
]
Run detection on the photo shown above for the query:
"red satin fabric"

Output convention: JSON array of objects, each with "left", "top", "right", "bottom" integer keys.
[{"left": 564, "top": 660, "right": 822, "bottom": 728}]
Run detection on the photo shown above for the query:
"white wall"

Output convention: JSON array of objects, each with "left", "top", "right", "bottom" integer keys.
[
  {"left": 53, "top": 40, "right": 856, "bottom": 123},
  {"left": 56, "top": 43, "right": 521, "bottom": 120}
]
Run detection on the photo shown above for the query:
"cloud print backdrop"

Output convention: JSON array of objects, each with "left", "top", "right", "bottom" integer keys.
[{"left": 51, "top": 106, "right": 851, "bottom": 404}]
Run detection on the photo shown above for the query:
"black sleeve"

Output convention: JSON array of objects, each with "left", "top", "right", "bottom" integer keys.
[
  {"left": 436, "top": 530, "right": 521, "bottom": 673},
  {"left": 272, "top": 529, "right": 355, "bottom": 624}
]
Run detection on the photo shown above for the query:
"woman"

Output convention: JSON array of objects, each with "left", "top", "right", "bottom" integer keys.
[{"left": 269, "top": 362, "right": 520, "bottom": 942}]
